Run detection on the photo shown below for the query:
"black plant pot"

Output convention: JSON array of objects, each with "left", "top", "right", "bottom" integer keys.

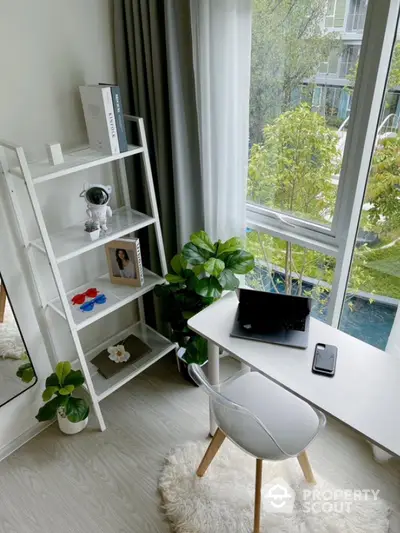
[{"left": 176, "top": 348, "right": 207, "bottom": 386}]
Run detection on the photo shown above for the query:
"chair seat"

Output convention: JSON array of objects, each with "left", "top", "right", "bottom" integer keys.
[{"left": 213, "top": 372, "right": 321, "bottom": 460}]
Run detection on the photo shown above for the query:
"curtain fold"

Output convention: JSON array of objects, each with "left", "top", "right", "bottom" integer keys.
[
  {"left": 190, "top": 0, "right": 253, "bottom": 242},
  {"left": 165, "top": 0, "right": 204, "bottom": 247},
  {"left": 113, "top": 0, "right": 177, "bottom": 329},
  {"left": 113, "top": 0, "right": 177, "bottom": 266},
  {"left": 113, "top": 0, "right": 253, "bottom": 259}
]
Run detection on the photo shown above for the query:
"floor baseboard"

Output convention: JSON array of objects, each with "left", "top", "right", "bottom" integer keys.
[{"left": 0, "top": 420, "right": 54, "bottom": 463}]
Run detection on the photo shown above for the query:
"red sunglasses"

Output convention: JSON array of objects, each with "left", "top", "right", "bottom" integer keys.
[{"left": 71, "top": 288, "right": 99, "bottom": 305}]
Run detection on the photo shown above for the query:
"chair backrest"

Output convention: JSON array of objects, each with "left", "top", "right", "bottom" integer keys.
[{"left": 189, "top": 363, "right": 293, "bottom": 458}]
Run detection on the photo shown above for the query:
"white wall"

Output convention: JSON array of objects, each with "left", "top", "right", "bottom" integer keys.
[{"left": 0, "top": 0, "right": 133, "bottom": 451}]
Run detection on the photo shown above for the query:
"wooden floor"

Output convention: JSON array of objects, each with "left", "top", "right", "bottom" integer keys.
[{"left": 0, "top": 355, "right": 399, "bottom": 533}]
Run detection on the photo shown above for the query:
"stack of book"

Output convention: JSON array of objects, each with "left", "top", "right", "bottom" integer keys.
[{"left": 79, "top": 84, "right": 128, "bottom": 155}]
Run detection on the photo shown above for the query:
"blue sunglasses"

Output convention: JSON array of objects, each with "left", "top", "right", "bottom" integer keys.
[{"left": 79, "top": 293, "right": 107, "bottom": 312}]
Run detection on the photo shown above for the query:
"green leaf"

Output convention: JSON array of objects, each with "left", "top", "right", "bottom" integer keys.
[
  {"left": 165, "top": 273, "right": 185, "bottom": 284},
  {"left": 217, "top": 237, "right": 243, "bottom": 256},
  {"left": 195, "top": 277, "right": 222, "bottom": 299},
  {"left": 182, "top": 311, "right": 196, "bottom": 320},
  {"left": 182, "top": 243, "right": 211, "bottom": 265},
  {"left": 218, "top": 269, "right": 240, "bottom": 291},
  {"left": 190, "top": 231, "right": 216, "bottom": 253},
  {"left": 42, "top": 386, "right": 59, "bottom": 402},
  {"left": 55, "top": 361, "right": 71, "bottom": 386},
  {"left": 192, "top": 264, "right": 204, "bottom": 277},
  {"left": 36, "top": 396, "right": 66, "bottom": 422},
  {"left": 203, "top": 258, "right": 225, "bottom": 277},
  {"left": 16, "top": 362, "right": 31, "bottom": 377},
  {"left": 16, "top": 363, "right": 35, "bottom": 383},
  {"left": 58, "top": 385, "right": 75, "bottom": 396},
  {"left": 45, "top": 372, "right": 60, "bottom": 388},
  {"left": 224, "top": 250, "right": 255, "bottom": 274},
  {"left": 170, "top": 254, "right": 183, "bottom": 275},
  {"left": 184, "top": 336, "right": 208, "bottom": 365},
  {"left": 66, "top": 397, "right": 90, "bottom": 423},
  {"left": 64, "top": 369, "right": 85, "bottom": 388},
  {"left": 21, "top": 367, "right": 35, "bottom": 383}
]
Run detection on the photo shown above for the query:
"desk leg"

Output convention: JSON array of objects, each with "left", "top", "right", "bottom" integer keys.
[{"left": 208, "top": 340, "right": 219, "bottom": 436}]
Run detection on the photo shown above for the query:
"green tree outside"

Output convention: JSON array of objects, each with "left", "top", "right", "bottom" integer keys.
[{"left": 250, "top": 0, "right": 339, "bottom": 144}]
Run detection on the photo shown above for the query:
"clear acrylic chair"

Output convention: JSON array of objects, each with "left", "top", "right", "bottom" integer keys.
[{"left": 189, "top": 363, "right": 326, "bottom": 533}]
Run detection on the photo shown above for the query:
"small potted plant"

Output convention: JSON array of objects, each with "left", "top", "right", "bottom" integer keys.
[
  {"left": 155, "top": 231, "right": 254, "bottom": 383},
  {"left": 84, "top": 219, "right": 100, "bottom": 241},
  {"left": 36, "top": 361, "right": 90, "bottom": 435}
]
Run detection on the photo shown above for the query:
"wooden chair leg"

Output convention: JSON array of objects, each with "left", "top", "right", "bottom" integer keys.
[
  {"left": 196, "top": 428, "right": 226, "bottom": 477},
  {"left": 0, "top": 284, "right": 6, "bottom": 323},
  {"left": 254, "top": 459, "right": 263, "bottom": 533},
  {"left": 297, "top": 451, "right": 316, "bottom": 484}
]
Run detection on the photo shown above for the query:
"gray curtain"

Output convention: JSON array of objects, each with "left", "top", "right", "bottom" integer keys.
[
  {"left": 113, "top": 0, "right": 203, "bottom": 326},
  {"left": 113, "top": 0, "right": 203, "bottom": 253},
  {"left": 114, "top": 0, "right": 177, "bottom": 268},
  {"left": 164, "top": 0, "right": 204, "bottom": 247}
]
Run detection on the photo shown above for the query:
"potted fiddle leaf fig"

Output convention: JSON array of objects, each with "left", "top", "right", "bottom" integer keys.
[
  {"left": 36, "top": 361, "right": 90, "bottom": 435},
  {"left": 155, "top": 230, "right": 254, "bottom": 382}
]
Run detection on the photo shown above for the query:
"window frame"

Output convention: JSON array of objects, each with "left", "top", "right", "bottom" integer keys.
[{"left": 246, "top": 0, "right": 400, "bottom": 330}]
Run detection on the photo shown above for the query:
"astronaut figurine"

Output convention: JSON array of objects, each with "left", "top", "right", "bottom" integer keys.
[{"left": 80, "top": 183, "right": 112, "bottom": 232}]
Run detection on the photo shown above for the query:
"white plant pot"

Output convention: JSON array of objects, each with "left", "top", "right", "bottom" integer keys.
[
  {"left": 57, "top": 411, "right": 88, "bottom": 435},
  {"left": 85, "top": 229, "right": 100, "bottom": 241}
]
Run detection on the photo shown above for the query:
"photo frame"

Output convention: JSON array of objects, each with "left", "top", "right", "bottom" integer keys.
[{"left": 105, "top": 238, "right": 144, "bottom": 287}]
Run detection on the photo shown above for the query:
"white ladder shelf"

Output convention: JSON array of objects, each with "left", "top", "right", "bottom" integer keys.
[{"left": 0, "top": 116, "right": 176, "bottom": 431}]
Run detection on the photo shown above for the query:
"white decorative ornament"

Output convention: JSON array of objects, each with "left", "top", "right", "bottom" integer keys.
[
  {"left": 107, "top": 345, "right": 131, "bottom": 363},
  {"left": 80, "top": 183, "right": 112, "bottom": 231}
]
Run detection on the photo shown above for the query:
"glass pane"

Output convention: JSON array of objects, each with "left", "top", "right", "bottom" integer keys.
[
  {"left": 246, "top": 230, "right": 336, "bottom": 323},
  {"left": 0, "top": 275, "right": 37, "bottom": 406},
  {"left": 339, "top": 38, "right": 400, "bottom": 350},
  {"left": 248, "top": 0, "right": 366, "bottom": 226}
]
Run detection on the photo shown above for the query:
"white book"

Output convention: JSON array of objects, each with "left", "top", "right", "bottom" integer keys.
[{"left": 79, "top": 85, "right": 119, "bottom": 155}]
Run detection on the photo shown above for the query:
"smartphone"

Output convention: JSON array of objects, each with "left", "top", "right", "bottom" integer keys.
[{"left": 312, "top": 343, "right": 337, "bottom": 377}]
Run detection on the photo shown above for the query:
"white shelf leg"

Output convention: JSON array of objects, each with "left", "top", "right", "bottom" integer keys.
[
  {"left": 11, "top": 145, "right": 106, "bottom": 431},
  {"left": 136, "top": 118, "right": 168, "bottom": 277},
  {"left": 138, "top": 296, "right": 146, "bottom": 324},
  {"left": 1, "top": 148, "right": 59, "bottom": 369},
  {"left": 70, "top": 329, "right": 106, "bottom": 431}
]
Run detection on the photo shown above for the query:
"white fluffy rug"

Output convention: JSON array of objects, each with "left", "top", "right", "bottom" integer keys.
[
  {"left": 159, "top": 440, "right": 390, "bottom": 533},
  {"left": 0, "top": 300, "right": 25, "bottom": 359}
]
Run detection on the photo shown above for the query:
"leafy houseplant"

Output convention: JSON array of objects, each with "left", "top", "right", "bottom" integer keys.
[
  {"left": 155, "top": 231, "right": 254, "bottom": 380},
  {"left": 36, "top": 361, "right": 90, "bottom": 435}
]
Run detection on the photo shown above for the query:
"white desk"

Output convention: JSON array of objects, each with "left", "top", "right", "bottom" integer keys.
[{"left": 188, "top": 292, "right": 400, "bottom": 457}]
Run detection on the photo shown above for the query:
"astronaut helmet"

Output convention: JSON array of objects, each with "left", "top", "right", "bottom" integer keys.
[{"left": 80, "top": 183, "right": 112, "bottom": 206}]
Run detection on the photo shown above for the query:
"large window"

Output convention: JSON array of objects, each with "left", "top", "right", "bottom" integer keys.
[
  {"left": 247, "top": 0, "right": 400, "bottom": 350},
  {"left": 339, "top": 39, "right": 400, "bottom": 348},
  {"left": 248, "top": 0, "right": 366, "bottom": 228}
]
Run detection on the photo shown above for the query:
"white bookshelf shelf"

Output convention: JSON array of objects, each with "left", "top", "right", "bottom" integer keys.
[
  {"left": 48, "top": 268, "right": 164, "bottom": 330},
  {"left": 9, "top": 144, "right": 143, "bottom": 184},
  {"left": 30, "top": 207, "right": 155, "bottom": 263},
  {"left": 84, "top": 322, "right": 176, "bottom": 401}
]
